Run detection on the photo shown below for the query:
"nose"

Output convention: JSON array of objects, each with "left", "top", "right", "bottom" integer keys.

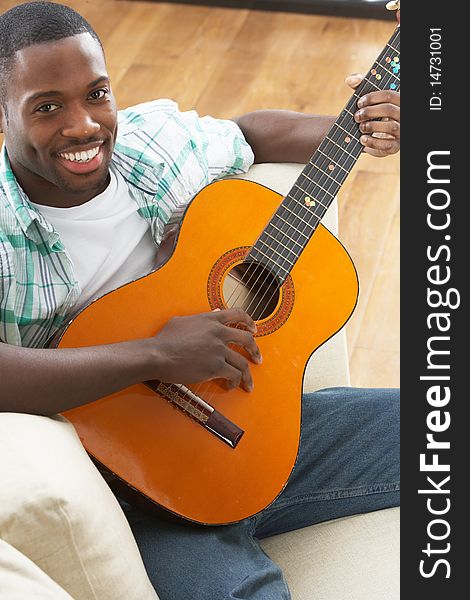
[{"left": 60, "top": 105, "right": 100, "bottom": 139}]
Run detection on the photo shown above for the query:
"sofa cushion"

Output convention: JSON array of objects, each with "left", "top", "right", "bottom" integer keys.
[
  {"left": 0, "top": 538, "right": 73, "bottom": 599},
  {"left": 0, "top": 413, "right": 158, "bottom": 600}
]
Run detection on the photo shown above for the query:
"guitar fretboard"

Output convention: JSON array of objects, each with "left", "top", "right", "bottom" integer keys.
[{"left": 249, "top": 26, "right": 400, "bottom": 282}]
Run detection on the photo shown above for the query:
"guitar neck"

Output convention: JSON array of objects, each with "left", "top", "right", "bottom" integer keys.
[{"left": 249, "top": 25, "right": 400, "bottom": 282}]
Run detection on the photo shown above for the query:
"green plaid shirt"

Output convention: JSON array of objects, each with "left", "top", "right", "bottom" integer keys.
[{"left": 0, "top": 99, "right": 254, "bottom": 348}]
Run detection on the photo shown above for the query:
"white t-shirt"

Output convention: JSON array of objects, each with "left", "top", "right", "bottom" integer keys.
[{"left": 31, "top": 168, "right": 158, "bottom": 312}]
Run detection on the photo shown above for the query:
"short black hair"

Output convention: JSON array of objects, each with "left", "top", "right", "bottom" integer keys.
[{"left": 0, "top": 1, "right": 102, "bottom": 106}]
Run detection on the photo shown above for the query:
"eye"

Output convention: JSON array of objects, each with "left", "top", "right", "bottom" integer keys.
[
  {"left": 37, "top": 103, "right": 60, "bottom": 113},
  {"left": 89, "top": 88, "right": 109, "bottom": 101}
]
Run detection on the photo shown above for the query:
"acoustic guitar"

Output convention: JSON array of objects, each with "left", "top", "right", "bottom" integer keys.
[{"left": 53, "top": 6, "right": 400, "bottom": 525}]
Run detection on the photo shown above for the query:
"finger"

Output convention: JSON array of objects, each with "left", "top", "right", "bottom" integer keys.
[
  {"left": 215, "top": 306, "right": 257, "bottom": 334},
  {"left": 357, "top": 90, "right": 400, "bottom": 108},
  {"left": 224, "top": 328, "right": 262, "bottom": 364},
  {"left": 359, "top": 119, "right": 400, "bottom": 139},
  {"left": 225, "top": 349, "right": 253, "bottom": 392},
  {"left": 360, "top": 135, "right": 400, "bottom": 156},
  {"left": 354, "top": 103, "right": 400, "bottom": 124},
  {"left": 345, "top": 73, "right": 364, "bottom": 89},
  {"left": 218, "top": 361, "right": 243, "bottom": 391}
]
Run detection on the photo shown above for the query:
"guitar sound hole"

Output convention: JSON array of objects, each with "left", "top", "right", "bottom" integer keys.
[{"left": 222, "top": 261, "right": 280, "bottom": 321}]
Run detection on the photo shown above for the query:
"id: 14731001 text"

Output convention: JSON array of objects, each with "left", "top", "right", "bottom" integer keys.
[{"left": 429, "top": 28, "right": 442, "bottom": 111}]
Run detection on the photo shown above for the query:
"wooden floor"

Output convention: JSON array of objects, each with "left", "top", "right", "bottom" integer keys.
[{"left": 0, "top": 0, "right": 399, "bottom": 388}]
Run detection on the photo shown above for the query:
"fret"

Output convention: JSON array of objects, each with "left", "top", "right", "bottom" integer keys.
[
  {"left": 321, "top": 135, "right": 358, "bottom": 162},
  {"left": 323, "top": 135, "right": 348, "bottom": 152},
  {"left": 342, "top": 108, "right": 355, "bottom": 118},
  {"left": 341, "top": 98, "right": 361, "bottom": 121},
  {"left": 260, "top": 227, "right": 302, "bottom": 255},
  {"left": 334, "top": 122, "right": 360, "bottom": 141},
  {"left": 322, "top": 146, "right": 357, "bottom": 173},
  {"left": 258, "top": 238, "right": 296, "bottom": 266},
  {"left": 290, "top": 195, "right": 328, "bottom": 220},
  {"left": 317, "top": 150, "right": 351, "bottom": 175},
  {"left": 263, "top": 229, "right": 303, "bottom": 252},
  {"left": 288, "top": 197, "right": 324, "bottom": 224},
  {"left": 299, "top": 169, "right": 345, "bottom": 208},
  {"left": 362, "top": 76, "right": 382, "bottom": 91},
  {"left": 321, "top": 135, "right": 358, "bottom": 161},
  {"left": 377, "top": 55, "right": 400, "bottom": 76},
  {"left": 275, "top": 201, "right": 319, "bottom": 237},
  {"left": 386, "top": 42, "right": 400, "bottom": 54},
  {"left": 268, "top": 223, "right": 305, "bottom": 249},
  {"left": 273, "top": 214, "right": 309, "bottom": 239},
  {"left": 288, "top": 191, "right": 326, "bottom": 218},
  {"left": 249, "top": 247, "right": 290, "bottom": 276},
  {"left": 308, "top": 161, "right": 344, "bottom": 187},
  {"left": 370, "top": 61, "right": 400, "bottom": 83},
  {"left": 299, "top": 172, "right": 337, "bottom": 199},
  {"left": 292, "top": 184, "right": 329, "bottom": 209},
  {"left": 280, "top": 203, "right": 315, "bottom": 229},
  {"left": 294, "top": 172, "right": 335, "bottom": 200},
  {"left": 324, "top": 132, "right": 356, "bottom": 153}
]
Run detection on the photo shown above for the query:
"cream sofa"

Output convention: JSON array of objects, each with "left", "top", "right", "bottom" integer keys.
[{"left": 0, "top": 163, "right": 399, "bottom": 600}]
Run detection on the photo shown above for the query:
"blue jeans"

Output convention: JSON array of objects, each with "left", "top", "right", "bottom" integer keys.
[{"left": 118, "top": 387, "right": 400, "bottom": 599}]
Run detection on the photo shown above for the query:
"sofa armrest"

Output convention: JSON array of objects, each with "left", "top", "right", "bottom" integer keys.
[
  {"left": 261, "top": 507, "right": 400, "bottom": 600},
  {"left": 227, "top": 162, "right": 350, "bottom": 391},
  {"left": 0, "top": 413, "right": 158, "bottom": 600}
]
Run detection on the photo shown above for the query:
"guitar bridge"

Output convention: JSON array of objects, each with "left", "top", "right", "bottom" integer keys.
[{"left": 145, "top": 380, "right": 244, "bottom": 448}]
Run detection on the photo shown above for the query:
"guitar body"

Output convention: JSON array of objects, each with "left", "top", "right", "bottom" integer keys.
[{"left": 57, "top": 178, "right": 358, "bottom": 525}]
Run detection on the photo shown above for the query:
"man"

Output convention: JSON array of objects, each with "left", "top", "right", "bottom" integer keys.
[{"left": 0, "top": 2, "right": 400, "bottom": 599}]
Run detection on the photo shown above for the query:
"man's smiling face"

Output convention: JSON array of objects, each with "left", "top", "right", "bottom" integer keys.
[{"left": 0, "top": 32, "right": 118, "bottom": 207}]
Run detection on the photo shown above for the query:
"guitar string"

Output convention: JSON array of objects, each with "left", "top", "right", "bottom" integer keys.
[
  {"left": 225, "top": 26, "right": 400, "bottom": 318},
  {"left": 191, "top": 28, "right": 400, "bottom": 405},
  {"left": 231, "top": 28, "right": 400, "bottom": 323}
]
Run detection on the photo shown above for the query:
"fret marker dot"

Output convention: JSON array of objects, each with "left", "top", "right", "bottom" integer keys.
[
  {"left": 304, "top": 196, "right": 316, "bottom": 207},
  {"left": 394, "top": 56, "right": 399, "bottom": 62},
  {"left": 328, "top": 164, "right": 335, "bottom": 171},
  {"left": 371, "top": 68, "right": 377, "bottom": 75},
  {"left": 386, "top": 57, "right": 391, "bottom": 63},
  {"left": 345, "top": 136, "right": 351, "bottom": 143},
  {"left": 390, "top": 83, "right": 397, "bottom": 90},
  {"left": 375, "top": 74, "right": 382, "bottom": 80}
]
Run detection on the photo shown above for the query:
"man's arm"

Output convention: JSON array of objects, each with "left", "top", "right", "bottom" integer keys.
[
  {"left": 234, "top": 81, "right": 400, "bottom": 164},
  {"left": 233, "top": 110, "right": 336, "bottom": 164},
  {"left": 0, "top": 339, "right": 158, "bottom": 416},
  {"left": 0, "top": 308, "right": 261, "bottom": 416}
]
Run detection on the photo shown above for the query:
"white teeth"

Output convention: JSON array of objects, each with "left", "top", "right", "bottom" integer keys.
[{"left": 59, "top": 146, "right": 100, "bottom": 162}]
